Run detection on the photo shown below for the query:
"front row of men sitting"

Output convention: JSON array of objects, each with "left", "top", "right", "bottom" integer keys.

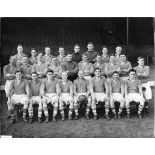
[{"left": 6, "top": 68, "right": 145, "bottom": 124}]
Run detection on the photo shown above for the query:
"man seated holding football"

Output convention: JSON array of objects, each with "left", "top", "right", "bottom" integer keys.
[{"left": 73, "top": 70, "right": 91, "bottom": 120}]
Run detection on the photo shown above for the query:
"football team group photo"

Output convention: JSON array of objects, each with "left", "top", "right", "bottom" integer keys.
[{"left": 0, "top": 17, "right": 154, "bottom": 138}]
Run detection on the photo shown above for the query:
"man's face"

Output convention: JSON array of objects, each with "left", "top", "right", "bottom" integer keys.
[
  {"left": 16, "top": 72, "right": 22, "bottom": 79},
  {"left": 78, "top": 71, "right": 84, "bottom": 79},
  {"left": 52, "top": 58, "right": 57, "bottom": 64},
  {"left": 17, "top": 46, "right": 23, "bottom": 54},
  {"left": 31, "top": 50, "right": 37, "bottom": 57},
  {"left": 113, "top": 73, "right": 119, "bottom": 80},
  {"left": 59, "top": 48, "right": 65, "bottom": 55},
  {"left": 38, "top": 54, "right": 43, "bottom": 61},
  {"left": 87, "top": 44, "right": 94, "bottom": 51},
  {"left": 102, "top": 48, "right": 108, "bottom": 55},
  {"left": 95, "top": 69, "right": 101, "bottom": 77},
  {"left": 129, "top": 71, "right": 136, "bottom": 79},
  {"left": 62, "top": 72, "right": 68, "bottom": 80},
  {"left": 138, "top": 58, "right": 144, "bottom": 66},
  {"left": 115, "top": 47, "right": 122, "bottom": 55},
  {"left": 22, "top": 57, "right": 28, "bottom": 64},
  {"left": 45, "top": 47, "right": 51, "bottom": 55},
  {"left": 96, "top": 55, "right": 101, "bottom": 62},
  {"left": 120, "top": 55, "right": 126, "bottom": 62},
  {"left": 67, "top": 54, "right": 72, "bottom": 62},
  {"left": 47, "top": 72, "right": 53, "bottom": 79},
  {"left": 82, "top": 55, "right": 88, "bottom": 62},
  {"left": 109, "top": 56, "right": 115, "bottom": 63},
  {"left": 10, "top": 57, "right": 16, "bottom": 65},
  {"left": 31, "top": 73, "right": 38, "bottom": 81},
  {"left": 74, "top": 46, "right": 80, "bottom": 53}
]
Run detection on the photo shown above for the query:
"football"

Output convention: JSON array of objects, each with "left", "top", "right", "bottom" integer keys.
[{"left": 78, "top": 95, "right": 87, "bottom": 103}]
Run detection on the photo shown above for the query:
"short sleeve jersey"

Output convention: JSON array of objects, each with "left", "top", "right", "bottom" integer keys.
[
  {"left": 11, "top": 79, "right": 29, "bottom": 95},
  {"left": 109, "top": 78, "right": 124, "bottom": 93},
  {"left": 90, "top": 77, "right": 107, "bottom": 93},
  {"left": 42, "top": 78, "right": 59, "bottom": 94},
  {"left": 29, "top": 80, "right": 41, "bottom": 96},
  {"left": 125, "top": 79, "right": 141, "bottom": 93},
  {"left": 74, "top": 78, "right": 89, "bottom": 93},
  {"left": 59, "top": 80, "right": 73, "bottom": 93}
]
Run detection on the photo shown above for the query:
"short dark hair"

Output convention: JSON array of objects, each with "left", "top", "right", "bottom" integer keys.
[
  {"left": 15, "top": 70, "right": 21, "bottom": 74},
  {"left": 22, "top": 54, "right": 28, "bottom": 58},
  {"left": 109, "top": 53, "right": 115, "bottom": 57},
  {"left": 31, "top": 48, "right": 36, "bottom": 51},
  {"left": 47, "top": 69, "right": 54, "bottom": 74},
  {"left": 94, "top": 67, "right": 101, "bottom": 72},
  {"left": 87, "top": 42, "right": 94, "bottom": 46},
  {"left": 17, "top": 44, "right": 23, "bottom": 47},
  {"left": 120, "top": 53, "right": 126, "bottom": 56},
  {"left": 137, "top": 57, "right": 144, "bottom": 61},
  {"left": 96, "top": 53, "right": 101, "bottom": 57},
  {"left": 67, "top": 52, "right": 73, "bottom": 55},
  {"left": 31, "top": 72, "right": 38, "bottom": 76},
  {"left": 102, "top": 46, "right": 108, "bottom": 49},
  {"left": 52, "top": 56, "right": 57, "bottom": 59},
  {"left": 112, "top": 71, "right": 120, "bottom": 75},
  {"left": 129, "top": 69, "right": 136, "bottom": 74},
  {"left": 82, "top": 53, "right": 88, "bottom": 57}
]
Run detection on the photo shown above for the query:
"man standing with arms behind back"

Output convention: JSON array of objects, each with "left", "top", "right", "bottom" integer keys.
[
  {"left": 13, "top": 44, "right": 26, "bottom": 67},
  {"left": 43, "top": 46, "right": 54, "bottom": 65},
  {"left": 85, "top": 42, "right": 98, "bottom": 64}
]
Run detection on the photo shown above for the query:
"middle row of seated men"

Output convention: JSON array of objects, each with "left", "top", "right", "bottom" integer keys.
[
  {"left": 7, "top": 51, "right": 131, "bottom": 81},
  {"left": 7, "top": 67, "right": 145, "bottom": 124}
]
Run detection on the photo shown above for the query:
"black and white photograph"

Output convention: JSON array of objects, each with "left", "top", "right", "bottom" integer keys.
[{"left": 0, "top": 17, "right": 154, "bottom": 138}]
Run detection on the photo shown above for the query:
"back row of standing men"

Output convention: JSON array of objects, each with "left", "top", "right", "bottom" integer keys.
[{"left": 3, "top": 42, "right": 153, "bottom": 123}]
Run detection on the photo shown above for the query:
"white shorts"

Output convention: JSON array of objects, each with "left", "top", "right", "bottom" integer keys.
[
  {"left": 43, "top": 93, "right": 59, "bottom": 105},
  {"left": 125, "top": 93, "right": 145, "bottom": 103},
  {"left": 30, "top": 96, "right": 42, "bottom": 104},
  {"left": 110, "top": 93, "right": 124, "bottom": 103},
  {"left": 11, "top": 94, "right": 29, "bottom": 105},
  {"left": 93, "top": 92, "right": 108, "bottom": 103},
  {"left": 5, "top": 80, "right": 14, "bottom": 96},
  {"left": 60, "top": 93, "right": 73, "bottom": 105},
  {"left": 142, "top": 82, "right": 152, "bottom": 100},
  {"left": 74, "top": 93, "right": 87, "bottom": 99},
  {"left": 147, "top": 81, "right": 155, "bottom": 87}
]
